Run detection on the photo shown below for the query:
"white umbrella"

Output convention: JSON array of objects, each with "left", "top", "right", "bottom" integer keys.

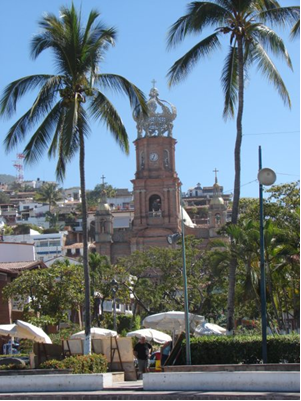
[
  {"left": 70, "top": 327, "right": 117, "bottom": 339},
  {"left": 194, "top": 322, "right": 226, "bottom": 336},
  {"left": 126, "top": 328, "right": 172, "bottom": 344},
  {"left": 0, "top": 320, "right": 52, "bottom": 343},
  {"left": 142, "top": 311, "right": 205, "bottom": 334}
]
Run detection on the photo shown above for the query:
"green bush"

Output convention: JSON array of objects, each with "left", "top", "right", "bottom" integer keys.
[
  {"left": 101, "top": 313, "right": 140, "bottom": 334},
  {"left": 0, "top": 364, "right": 27, "bottom": 370},
  {"left": 40, "top": 353, "right": 108, "bottom": 374},
  {"left": 180, "top": 335, "right": 300, "bottom": 365}
]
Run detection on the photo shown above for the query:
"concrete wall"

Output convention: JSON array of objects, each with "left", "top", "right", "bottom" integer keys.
[
  {"left": 0, "top": 373, "right": 112, "bottom": 393},
  {"left": 143, "top": 371, "right": 300, "bottom": 392}
]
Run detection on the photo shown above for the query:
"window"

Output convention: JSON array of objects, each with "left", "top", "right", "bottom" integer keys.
[{"left": 149, "top": 195, "right": 161, "bottom": 212}]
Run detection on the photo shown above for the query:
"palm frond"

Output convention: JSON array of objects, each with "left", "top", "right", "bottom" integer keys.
[
  {"left": 54, "top": 105, "right": 90, "bottom": 182},
  {"left": 48, "top": 107, "right": 67, "bottom": 159},
  {"left": 89, "top": 91, "right": 129, "bottom": 154},
  {"left": 95, "top": 74, "right": 147, "bottom": 114},
  {"left": 167, "top": 1, "right": 229, "bottom": 49},
  {"left": 3, "top": 110, "right": 33, "bottom": 151},
  {"left": 0, "top": 75, "right": 54, "bottom": 118},
  {"left": 221, "top": 45, "right": 238, "bottom": 119},
  {"left": 249, "top": 41, "right": 291, "bottom": 107},
  {"left": 258, "top": 6, "right": 300, "bottom": 29},
  {"left": 29, "top": 76, "right": 64, "bottom": 119},
  {"left": 167, "top": 33, "right": 221, "bottom": 86},
  {"left": 22, "top": 102, "right": 63, "bottom": 165},
  {"left": 290, "top": 19, "right": 300, "bottom": 40},
  {"left": 250, "top": 24, "right": 293, "bottom": 70}
]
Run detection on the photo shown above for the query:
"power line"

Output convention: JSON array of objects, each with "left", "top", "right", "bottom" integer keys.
[
  {"left": 223, "top": 174, "right": 299, "bottom": 195},
  {"left": 276, "top": 172, "right": 300, "bottom": 177},
  {"left": 244, "top": 130, "right": 299, "bottom": 136},
  {"left": 223, "top": 179, "right": 258, "bottom": 195}
]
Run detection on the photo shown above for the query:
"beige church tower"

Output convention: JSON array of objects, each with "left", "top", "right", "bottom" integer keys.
[
  {"left": 208, "top": 169, "right": 227, "bottom": 237},
  {"left": 130, "top": 83, "right": 182, "bottom": 251}
]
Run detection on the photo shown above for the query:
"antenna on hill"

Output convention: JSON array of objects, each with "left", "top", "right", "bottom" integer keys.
[{"left": 12, "top": 153, "right": 25, "bottom": 184}]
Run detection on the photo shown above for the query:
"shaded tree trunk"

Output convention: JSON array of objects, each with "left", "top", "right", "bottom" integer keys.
[
  {"left": 79, "top": 132, "right": 91, "bottom": 354},
  {"left": 227, "top": 37, "right": 244, "bottom": 333}
]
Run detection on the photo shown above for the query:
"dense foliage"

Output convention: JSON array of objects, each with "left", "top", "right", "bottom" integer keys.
[
  {"left": 3, "top": 261, "right": 84, "bottom": 325},
  {"left": 180, "top": 334, "right": 300, "bottom": 365},
  {"left": 40, "top": 354, "right": 108, "bottom": 373},
  {"left": 118, "top": 182, "right": 299, "bottom": 331}
]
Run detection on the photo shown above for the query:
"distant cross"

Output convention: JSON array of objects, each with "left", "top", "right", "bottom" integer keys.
[
  {"left": 101, "top": 174, "right": 106, "bottom": 187},
  {"left": 213, "top": 168, "right": 219, "bottom": 184},
  {"left": 151, "top": 79, "right": 157, "bottom": 88}
]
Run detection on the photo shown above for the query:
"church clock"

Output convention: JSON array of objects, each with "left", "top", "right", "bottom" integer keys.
[{"left": 149, "top": 152, "right": 158, "bottom": 162}]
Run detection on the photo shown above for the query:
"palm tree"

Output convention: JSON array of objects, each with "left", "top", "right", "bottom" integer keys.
[
  {"left": 35, "top": 182, "right": 62, "bottom": 212},
  {"left": 0, "top": 4, "right": 146, "bottom": 353},
  {"left": 167, "top": 0, "right": 299, "bottom": 332}
]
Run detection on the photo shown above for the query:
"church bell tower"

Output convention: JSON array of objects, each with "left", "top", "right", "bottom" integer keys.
[{"left": 131, "top": 82, "right": 181, "bottom": 251}]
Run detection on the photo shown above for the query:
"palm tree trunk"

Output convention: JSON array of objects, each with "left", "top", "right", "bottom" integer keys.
[
  {"left": 79, "top": 131, "right": 91, "bottom": 354},
  {"left": 227, "top": 37, "right": 244, "bottom": 333}
]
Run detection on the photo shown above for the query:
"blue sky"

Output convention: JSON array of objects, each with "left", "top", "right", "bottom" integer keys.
[{"left": 0, "top": 0, "right": 299, "bottom": 198}]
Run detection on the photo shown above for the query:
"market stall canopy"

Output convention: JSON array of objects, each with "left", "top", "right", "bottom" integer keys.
[
  {"left": 194, "top": 322, "right": 226, "bottom": 336},
  {"left": 0, "top": 320, "right": 52, "bottom": 343},
  {"left": 142, "top": 311, "right": 205, "bottom": 334},
  {"left": 70, "top": 327, "right": 117, "bottom": 339},
  {"left": 126, "top": 328, "right": 172, "bottom": 344}
]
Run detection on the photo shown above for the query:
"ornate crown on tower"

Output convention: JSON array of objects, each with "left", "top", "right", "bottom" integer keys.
[{"left": 133, "top": 80, "right": 177, "bottom": 139}]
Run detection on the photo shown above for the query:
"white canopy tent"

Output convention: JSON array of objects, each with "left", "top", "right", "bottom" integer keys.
[
  {"left": 0, "top": 320, "right": 52, "bottom": 343},
  {"left": 142, "top": 311, "right": 205, "bottom": 334},
  {"left": 70, "top": 327, "right": 117, "bottom": 339},
  {"left": 194, "top": 322, "right": 226, "bottom": 336},
  {"left": 126, "top": 328, "right": 172, "bottom": 344}
]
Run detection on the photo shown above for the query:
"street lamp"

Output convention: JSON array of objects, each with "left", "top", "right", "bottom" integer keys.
[
  {"left": 111, "top": 279, "right": 118, "bottom": 332},
  {"left": 166, "top": 187, "right": 191, "bottom": 365},
  {"left": 257, "top": 146, "right": 276, "bottom": 364}
]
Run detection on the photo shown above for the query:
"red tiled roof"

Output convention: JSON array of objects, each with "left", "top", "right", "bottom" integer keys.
[{"left": 0, "top": 260, "right": 47, "bottom": 275}]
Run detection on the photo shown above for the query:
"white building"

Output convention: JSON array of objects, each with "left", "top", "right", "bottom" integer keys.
[
  {"left": 3, "top": 231, "right": 67, "bottom": 262},
  {"left": 16, "top": 202, "right": 50, "bottom": 229},
  {"left": 107, "top": 189, "right": 133, "bottom": 211},
  {"left": 0, "top": 242, "right": 35, "bottom": 263},
  {"left": 63, "top": 187, "right": 81, "bottom": 203}
]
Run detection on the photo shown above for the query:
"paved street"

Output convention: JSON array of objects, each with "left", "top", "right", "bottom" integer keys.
[{"left": 0, "top": 380, "right": 299, "bottom": 400}]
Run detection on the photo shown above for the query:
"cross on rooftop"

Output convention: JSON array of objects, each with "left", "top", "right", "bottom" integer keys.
[
  {"left": 101, "top": 175, "right": 106, "bottom": 186},
  {"left": 213, "top": 168, "right": 219, "bottom": 183},
  {"left": 151, "top": 79, "right": 157, "bottom": 88}
]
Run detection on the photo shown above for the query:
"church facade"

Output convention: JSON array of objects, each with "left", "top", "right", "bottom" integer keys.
[{"left": 94, "top": 84, "right": 228, "bottom": 263}]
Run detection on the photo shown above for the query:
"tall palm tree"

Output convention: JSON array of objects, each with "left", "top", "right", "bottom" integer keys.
[
  {"left": 0, "top": 4, "right": 146, "bottom": 353},
  {"left": 167, "top": 0, "right": 299, "bottom": 332},
  {"left": 35, "top": 182, "right": 62, "bottom": 212}
]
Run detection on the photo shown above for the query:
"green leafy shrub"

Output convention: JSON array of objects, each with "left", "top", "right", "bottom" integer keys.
[
  {"left": 180, "top": 335, "right": 300, "bottom": 365},
  {"left": 0, "top": 364, "right": 27, "bottom": 370},
  {"left": 101, "top": 313, "right": 140, "bottom": 334},
  {"left": 49, "top": 323, "right": 81, "bottom": 345},
  {"left": 40, "top": 353, "right": 108, "bottom": 373}
]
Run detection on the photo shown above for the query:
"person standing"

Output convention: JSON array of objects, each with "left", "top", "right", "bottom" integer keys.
[
  {"left": 133, "top": 336, "right": 152, "bottom": 376},
  {"left": 161, "top": 340, "right": 172, "bottom": 366}
]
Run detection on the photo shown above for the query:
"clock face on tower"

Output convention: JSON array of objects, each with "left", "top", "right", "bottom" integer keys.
[{"left": 149, "top": 152, "right": 158, "bottom": 162}]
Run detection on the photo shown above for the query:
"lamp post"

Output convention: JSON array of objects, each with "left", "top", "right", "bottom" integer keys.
[
  {"left": 167, "top": 186, "right": 191, "bottom": 365},
  {"left": 257, "top": 146, "right": 276, "bottom": 364},
  {"left": 111, "top": 279, "right": 118, "bottom": 332}
]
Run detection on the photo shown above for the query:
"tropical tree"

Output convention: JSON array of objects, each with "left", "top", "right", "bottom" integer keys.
[
  {"left": 167, "top": 0, "right": 299, "bottom": 331},
  {"left": 0, "top": 5, "right": 146, "bottom": 353},
  {"left": 35, "top": 182, "right": 62, "bottom": 212},
  {"left": 118, "top": 236, "right": 228, "bottom": 320},
  {"left": 0, "top": 192, "right": 10, "bottom": 204},
  {"left": 3, "top": 260, "right": 85, "bottom": 326},
  {"left": 87, "top": 181, "right": 117, "bottom": 208}
]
